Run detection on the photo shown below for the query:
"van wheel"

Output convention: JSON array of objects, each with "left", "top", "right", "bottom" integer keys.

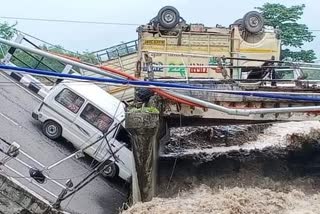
[
  {"left": 101, "top": 161, "right": 118, "bottom": 178},
  {"left": 42, "top": 120, "right": 62, "bottom": 140}
]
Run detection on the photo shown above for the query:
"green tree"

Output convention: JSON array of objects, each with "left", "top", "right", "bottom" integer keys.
[
  {"left": 0, "top": 22, "right": 16, "bottom": 58},
  {"left": 257, "top": 3, "right": 316, "bottom": 62},
  {"left": 0, "top": 22, "right": 16, "bottom": 40},
  {"left": 80, "top": 51, "right": 99, "bottom": 64}
]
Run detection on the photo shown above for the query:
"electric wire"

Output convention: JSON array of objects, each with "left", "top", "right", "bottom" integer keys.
[
  {"left": 6, "top": 30, "right": 316, "bottom": 107},
  {"left": 2, "top": 12, "right": 320, "bottom": 195},
  {"left": 0, "top": 137, "right": 106, "bottom": 199},
  {"left": 0, "top": 170, "right": 93, "bottom": 181},
  {"left": 60, "top": 145, "right": 126, "bottom": 201},
  {"left": 0, "top": 134, "right": 127, "bottom": 200},
  {"left": 0, "top": 16, "right": 140, "bottom": 26},
  {"left": 0, "top": 137, "right": 95, "bottom": 181},
  {"left": 0, "top": 64, "right": 200, "bottom": 89},
  {"left": 2, "top": 16, "right": 320, "bottom": 33},
  {"left": 95, "top": 88, "right": 128, "bottom": 160},
  {"left": 15, "top": 29, "right": 80, "bottom": 55},
  {"left": 0, "top": 22, "right": 95, "bottom": 64},
  {"left": 3, "top": 69, "right": 320, "bottom": 103},
  {"left": 166, "top": 113, "right": 182, "bottom": 190},
  {"left": 90, "top": 87, "right": 127, "bottom": 170}
]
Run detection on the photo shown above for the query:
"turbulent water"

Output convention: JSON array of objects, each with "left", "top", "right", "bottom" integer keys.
[
  {"left": 123, "top": 121, "right": 320, "bottom": 214},
  {"left": 125, "top": 185, "right": 320, "bottom": 214}
]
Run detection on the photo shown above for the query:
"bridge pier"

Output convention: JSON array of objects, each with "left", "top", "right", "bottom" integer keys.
[{"left": 125, "top": 110, "right": 159, "bottom": 202}]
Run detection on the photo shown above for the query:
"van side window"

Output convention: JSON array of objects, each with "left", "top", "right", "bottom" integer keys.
[
  {"left": 80, "top": 103, "right": 114, "bottom": 133},
  {"left": 55, "top": 89, "right": 84, "bottom": 113}
]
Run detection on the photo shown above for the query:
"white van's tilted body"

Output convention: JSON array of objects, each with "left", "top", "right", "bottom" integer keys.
[{"left": 32, "top": 81, "right": 133, "bottom": 181}]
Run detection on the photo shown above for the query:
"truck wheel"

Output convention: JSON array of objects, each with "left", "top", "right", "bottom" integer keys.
[
  {"left": 243, "top": 11, "right": 264, "bottom": 33},
  {"left": 42, "top": 120, "right": 62, "bottom": 140},
  {"left": 102, "top": 161, "right": 118, "bottom": 178},
  {"left": 233, "top": 19, "right": 243, "bottom": 26},
  {"left": 157, "top": 6, "right": 180, "bottom": 29}
]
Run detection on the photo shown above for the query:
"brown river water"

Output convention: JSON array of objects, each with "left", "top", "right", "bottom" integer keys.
[{"left": 123, "top": 121, "right": 320, "bottom": 214}]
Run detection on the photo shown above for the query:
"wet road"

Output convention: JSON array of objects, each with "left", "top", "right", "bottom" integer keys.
[{"left": 0, "top": 72, "right": 128, "bottom": 214}]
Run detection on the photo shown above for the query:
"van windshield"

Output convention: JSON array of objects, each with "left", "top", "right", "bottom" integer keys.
[{"left": 80, "top": 103, "right": 114, "bottom": 133}]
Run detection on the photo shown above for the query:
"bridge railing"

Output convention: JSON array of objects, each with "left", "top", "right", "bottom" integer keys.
[
  {"left": 91, "top": 40, "right": 138, "bottom": 63},
  {"left": 0, "top": 139, "right": 67, "bottom": 202},
  {"left": 0, "top": 32, "right": 86, "bottom": 86}
]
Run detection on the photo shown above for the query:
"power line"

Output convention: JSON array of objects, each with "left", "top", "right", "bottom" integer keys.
[
  {"left": 15, "top": 29, "right": 80, "bottom": 55},
  {"left": 0, "top": 16, "right": 140, "bottom": 26},
  {"left": 0, "top": 22, "right": 87, "bottom": 57},
  {"left": 2, "top": 16, "right": 320, "bottom": 32}
]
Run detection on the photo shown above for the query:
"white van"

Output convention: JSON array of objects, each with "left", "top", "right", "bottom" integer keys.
[{"left": 32, "top": 81, "right": 133, "bottom": 181}]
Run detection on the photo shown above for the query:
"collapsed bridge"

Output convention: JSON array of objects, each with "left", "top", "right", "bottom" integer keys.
[{"left": 1, "top": 5, "right": 320, "bottom": 210}]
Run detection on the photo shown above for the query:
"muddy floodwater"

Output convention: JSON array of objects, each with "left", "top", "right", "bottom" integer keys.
[{"left": 123, "top": 121, "right": 320, "bottom": 214}]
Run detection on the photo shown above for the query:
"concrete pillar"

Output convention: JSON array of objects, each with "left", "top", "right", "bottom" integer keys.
[{"left": 125, "top": 111, "right": 159, "bottom": 202}]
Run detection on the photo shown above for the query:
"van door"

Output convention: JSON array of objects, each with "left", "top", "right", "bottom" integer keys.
[
  {"left": 111, "top": 126, "right": 133, "bottom": 176},
  {"left": 108, "top": 138, "right": 133, "bottom": 179},
  {"left": 46, "top": 88, "right": 85, "bottom": 141},
  {"left": 70, "top": 102, "right": 115, "bottom": 159}
]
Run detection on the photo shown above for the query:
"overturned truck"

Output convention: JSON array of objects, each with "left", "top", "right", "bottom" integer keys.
[
  {"left": 91, "top": 6, "right": 320, "bottom": 125},
  {"left": 136, "top": 6, "right": 281, "bottom": 80}
]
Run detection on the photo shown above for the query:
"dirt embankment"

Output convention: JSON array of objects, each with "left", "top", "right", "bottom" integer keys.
[{"left": 123, "top": 121, "right": 320, "bottom": 214}]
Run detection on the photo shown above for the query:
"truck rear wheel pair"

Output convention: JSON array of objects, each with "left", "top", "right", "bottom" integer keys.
[{"left": 156, "top": 6, "right": 264, "bottom": 33}]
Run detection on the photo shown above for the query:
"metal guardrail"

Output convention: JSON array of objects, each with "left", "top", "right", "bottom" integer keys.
[
  {"left": 3, "top": 33, "right": 70, "bottom": 84},
  {"left": 0, "top": 139, "right": 66, "bottom": 201},
  {"left": 91, "top": 40, "right": 138, "bottom": 63},
  {"left": 15, "top": 37, "right": 66, "bottom": 79}
]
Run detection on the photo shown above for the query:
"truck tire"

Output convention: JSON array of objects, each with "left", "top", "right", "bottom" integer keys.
[
  {"left": 157, "top": 6, "right": 180, "bottom": 29},
  {"left": 243, "top": 11, "right": 264, "bottom": 33},
  {"left": 42, "top": 120, "right": 62, "bottom": 140},
  {"left": 233, "top": 19, "right": 243, "bottom": 26},
  {"left": 102, "top": 161, "right": 118, "bottom": 178}
]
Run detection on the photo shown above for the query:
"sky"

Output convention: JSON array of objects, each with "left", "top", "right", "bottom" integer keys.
[{"left": 0, "top": 0, "right": 319, "bottom": 58}]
